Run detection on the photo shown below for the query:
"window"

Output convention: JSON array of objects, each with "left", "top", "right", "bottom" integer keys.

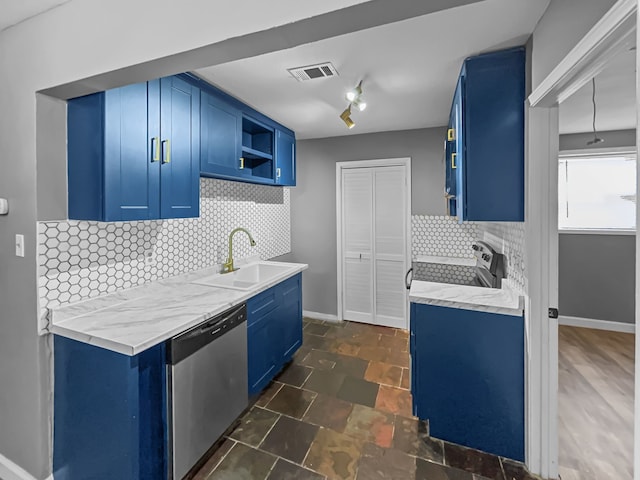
[{"left": 558, "top": 149, "right": 636, "bottom": 231}]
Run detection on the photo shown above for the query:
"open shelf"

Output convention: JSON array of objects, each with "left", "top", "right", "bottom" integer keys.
[
  {"left": 241, "top": 146, "right": 273, "bottom": 161},
  {"left": 241, "top": 115, "right": 274, "bottom": 180}
]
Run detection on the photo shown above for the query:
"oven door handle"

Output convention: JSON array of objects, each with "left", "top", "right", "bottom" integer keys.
[{"left": 405, "top": 268, "right": 413, "bottom": 290}]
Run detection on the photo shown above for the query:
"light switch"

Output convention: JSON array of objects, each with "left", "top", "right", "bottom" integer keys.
[
  {"left": 0, "top": 198, "right": 8, "bottom": 215},
  {"left": 15, "top": 234, "right": 24, "bottom": 257}
]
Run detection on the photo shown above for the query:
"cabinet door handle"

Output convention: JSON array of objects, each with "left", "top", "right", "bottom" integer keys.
[
  {"left": 162, "top": 139, "right": 170, "bottom": 164},
  {"left": 451, "top": 152, "right": 457, "bottom": 169},
  {"left": 447, "top": 128, "right": 455, "bottom": 141},
  {"left": 276, "top": 168, "right": 281, "bottom": 178},
  {"left": 239, "top": 157, "right": 245, "bottom": 169},
  {"left": 151, "top": 137, "right": 160, "bottom": 162}
]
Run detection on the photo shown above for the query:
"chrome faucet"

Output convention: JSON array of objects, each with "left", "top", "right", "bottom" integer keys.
[{"left": 222, "top": 227, "right": 256, "bottom": 273}]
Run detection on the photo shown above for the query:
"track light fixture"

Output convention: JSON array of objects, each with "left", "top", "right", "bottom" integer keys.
[
  {"left": 340, "top": 105, "right": 355, "bottom": 129},
  {"left": 340, "top": 80, "right": 366, "bottom": 129}
]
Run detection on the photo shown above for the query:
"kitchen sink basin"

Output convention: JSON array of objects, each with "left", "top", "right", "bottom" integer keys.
[{"left": 194, "top": 262, "right": 292, "bottom": 290}]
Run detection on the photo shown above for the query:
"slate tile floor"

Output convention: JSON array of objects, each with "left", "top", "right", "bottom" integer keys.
[{"left": 194, "top": 318, "right": 538, "bottom": 480}]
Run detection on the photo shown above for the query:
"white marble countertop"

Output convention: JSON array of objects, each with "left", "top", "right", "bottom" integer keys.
[
  {"left": 50, "top": 260, "right": 308, "bottom": 356},
  {"left": 414, "top": 255, "right": 476, "bottom": 267},
  {"left": 409, "top": 280, "right": 524, "bottom": 316}
]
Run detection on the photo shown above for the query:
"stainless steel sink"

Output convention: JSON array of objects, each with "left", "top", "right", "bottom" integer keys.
[{"left": 194, "top": 263, "right": 292, "bottom": 290}]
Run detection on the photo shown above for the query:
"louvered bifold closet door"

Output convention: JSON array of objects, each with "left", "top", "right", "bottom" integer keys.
[
  {"left": 342, "top": 169, "right": 374, "bottom": 322},
  {"left": 373, "top": 166, "right": 408, "bottom": 329}
]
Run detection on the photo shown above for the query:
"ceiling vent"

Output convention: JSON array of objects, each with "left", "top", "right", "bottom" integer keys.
[{"left": 287, "top": 62, "right": 339, "bottom": 81}]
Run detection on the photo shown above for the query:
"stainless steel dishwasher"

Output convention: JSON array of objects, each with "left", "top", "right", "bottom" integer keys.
[{"left": 167, "top": 303, "right": 248, "bottom": 480}]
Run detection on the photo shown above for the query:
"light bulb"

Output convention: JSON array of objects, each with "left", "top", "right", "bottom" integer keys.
[
  {"left": 355, "top": 99, "right": 367, "bottom": 111},
  {"left": 345, "top": 81, "right": 363, "bottom": 103}
]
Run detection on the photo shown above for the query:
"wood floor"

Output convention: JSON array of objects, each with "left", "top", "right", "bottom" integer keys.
[{"left": 558, "top": 325, "right": 634, "bottom": 480}]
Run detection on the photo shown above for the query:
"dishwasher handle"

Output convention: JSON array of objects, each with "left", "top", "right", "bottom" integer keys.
[{"left": 168, "top": 304, "right": 247, "bottom": 365}]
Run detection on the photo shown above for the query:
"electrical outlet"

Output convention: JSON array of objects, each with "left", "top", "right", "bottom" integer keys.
[
  {"left": 15, "top": 234, "right": 24, "bottom": 257},
  {"left": 144, "top": 249, "right": 156, "bottom": 265}
]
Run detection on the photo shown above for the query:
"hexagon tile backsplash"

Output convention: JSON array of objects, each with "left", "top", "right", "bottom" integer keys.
[
  {"left": 411, "top": 215, "right": 526, "bottom": 293},
  {"left": 38, "top": 178, "right": 291, "bottom": 316}
]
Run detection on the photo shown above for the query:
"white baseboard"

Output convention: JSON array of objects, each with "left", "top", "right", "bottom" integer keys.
[
  {"left": 559, "top": 315, "right": 635, "bottom": 333},
  {"left": 0, "top": 453, "right": 40, "bottom": 480},
  {"left": 302, "top": 310, "right": 341, "bottom": 323}
]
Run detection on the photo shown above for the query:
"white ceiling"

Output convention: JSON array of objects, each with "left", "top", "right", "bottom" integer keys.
[
  {"left": 559, "top": 47, "right": 636, "bottom": 135},
  {"left": 0, "top": 0, "right": 69, "bottom": 32},
  {"left": 196, "top": 0, "right": 551, "bottom": 139}
]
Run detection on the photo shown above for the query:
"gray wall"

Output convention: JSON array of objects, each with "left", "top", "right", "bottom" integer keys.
[
  {"left": 36, "top": 94, "right": 68, "bottom": 222},
  {"left": 560, "top": 129, "right": 636, "bottom": 151},
  {"left": 532, "top": 0, "right": 618, "bottom": 89},
  {"left": 557, "top": 130, "right": 636, "bottom": 324},
  {"left": 559, "top": 233, "right": 635, "bottom": 324},
  {"left": 282, "top": 127, "right": 446, "bottom": 316}
]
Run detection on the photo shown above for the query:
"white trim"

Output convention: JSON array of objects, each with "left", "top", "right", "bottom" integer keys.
[
  {"left": 303, "top": 310, "right": 340, "bottom": 322},
  {"left": 559, "top": 315, "right": 636, "bottom": 333},
  {"left": 525, "top": 105, "right": 560, "bottom": 479},
  {"left": 529, "top": 0, "right": 636, "bottom": 108},
  {"left": 336, "top": 158, "right": 412, "bottom": 170},
  {"left": 0, "top": 453, "right": 40, "bottom": 480},
  {"left": 559, "top": 229, "right": 636, "bottom": 236},
  {"left": 335, "top": 158, "right": 411, "bottom": 329},
  {"left": 559, "top": 146, "right": 636, "bottom": 158}
]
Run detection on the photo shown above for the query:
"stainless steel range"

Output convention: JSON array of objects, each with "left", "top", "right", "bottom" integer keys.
[{"left": 406, "top": 241, "right": 506, "bottom": 289}]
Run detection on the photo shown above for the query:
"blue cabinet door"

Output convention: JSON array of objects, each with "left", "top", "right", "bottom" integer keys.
[
  {"left": 275, "top": 129, "right": 296, "bottom": 186},
  {"left": 53, "top": 336, "right": 167, "bottom": 480},
  {"left": 68, "top": 82, "right": 161, "bottom": 221},
  {"left": 247, "top": 286, "right": 279, "bottom": 396},
  {"left": 200, "top": 91, "right": 244, "bottom": 179},
  {"left": 444, "top": 84, "right": 460, "bottom": 218},
  {"left": 453, "top": 76, "right": 465, "bottom": 220},
  {"left": 277, "top": 274, "right": 303, "bottom": 361},
  {"left": 410, "top": 303, "right": 524, "bottom": 461},
  {"left": 160, "top": 76, "right": 200, "bottom": 219},
  {"left": 247, "top": 309, "right": 278, "bottom": 396},
  {"left": 247, "top": 273, "right": 303, "bottom": 396}
]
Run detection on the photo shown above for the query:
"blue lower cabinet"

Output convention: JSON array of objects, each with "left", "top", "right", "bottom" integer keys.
[
  {"left": 247, "top": 274, "right": 302, "bottom": 396},
  {"left": 53, "top": 336, "right": 166, "bottom": 480},
  {"left": 410, "top": 303, "right": 524, "bottom": 461}
]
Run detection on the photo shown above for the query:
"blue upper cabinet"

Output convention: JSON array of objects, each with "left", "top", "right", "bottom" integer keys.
[
  {"left": 200, "top": 91, "right": 244, "bottom": 179},
  {"left": 447, "top": 47, "right": 525, "bottom": 222},
  {"left": 193, "top": 76, "right": 296, "bottom": 187},
  {"left": 275, "top": 129, "right": 296, "bottom": 186},
  {"left": 159, "top": 76, "right": 200, "bottom": 219},
  {"left": 68, "top": 76, "right": 200, "bottom": 221}
]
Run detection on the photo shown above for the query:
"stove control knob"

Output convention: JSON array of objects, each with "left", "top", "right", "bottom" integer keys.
[
  {"left": 472, "top": 244, "right": 479, "bottom": 251},
  {"left": 482, "top": 254, "right": 490, "bottom": 261}
]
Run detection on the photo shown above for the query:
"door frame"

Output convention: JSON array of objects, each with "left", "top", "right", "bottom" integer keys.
[
  {"left": 525, "top": 1, "right": 636, "bottom": 478},
  {"left": 336, "top": 157, "right": 412, "bottom": 327}
]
